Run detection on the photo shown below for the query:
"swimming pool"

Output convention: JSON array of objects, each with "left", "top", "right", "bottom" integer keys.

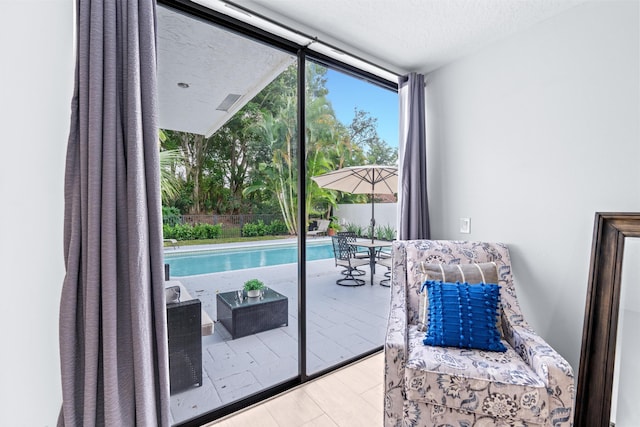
[{"left": 165, "top": 242, "right": 334, "bottom": 277}]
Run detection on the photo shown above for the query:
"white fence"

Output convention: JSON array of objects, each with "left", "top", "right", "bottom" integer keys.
[{"left": 334, "top": 203, "right": 397, "bottom": 231}]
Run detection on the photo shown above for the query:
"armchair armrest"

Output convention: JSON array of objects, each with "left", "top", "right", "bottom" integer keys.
[
  {"left": 506, "top": 322, "right": 575, "bottom": 426},
  {"left": 384, "top": 249, "right": 408, "bottom": 427}
]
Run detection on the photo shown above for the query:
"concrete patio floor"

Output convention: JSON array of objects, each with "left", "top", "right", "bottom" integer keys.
[{"left": 167, "top": 243, "right": 391, "bottom": 425}]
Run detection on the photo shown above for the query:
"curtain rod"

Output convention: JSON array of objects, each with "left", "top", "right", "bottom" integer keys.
[{"left": 220, "top": 0, "right": 403, "bottom": 81}]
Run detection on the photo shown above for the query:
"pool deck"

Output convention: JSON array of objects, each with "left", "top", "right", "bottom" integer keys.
[{"left": 166, "top": 238, "right": 391, "bottom": 425}]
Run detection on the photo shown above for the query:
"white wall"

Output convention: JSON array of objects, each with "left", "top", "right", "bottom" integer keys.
[
  {"left": 334, "top": 203, "right": 397, "bottom": 233},
  {"left": 0, "top": 1, "right": 73, "bottom": 425},
  {"left": 425, "top": 0, "right": 640, "bottom": 371}
]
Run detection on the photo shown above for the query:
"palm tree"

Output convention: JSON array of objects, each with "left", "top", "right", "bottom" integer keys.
[
  {"left": 304, "top": 94, "right": 340, "bottom": 222},
  {"left": 158, "top": 129, "right": 183, "bottom": 205},
  {"left": 244, "top": 99, "right": 298, "bottom": 234}
]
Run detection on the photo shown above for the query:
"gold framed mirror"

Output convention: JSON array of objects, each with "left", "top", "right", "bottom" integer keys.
[{"left": 575, "top": 212, "right": 640, "bottom": 426}]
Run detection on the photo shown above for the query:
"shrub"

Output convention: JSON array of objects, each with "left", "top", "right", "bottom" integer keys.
[
  {"left": 172, "top": 223, "right": 194, "bottom": 240},
  {"left": 241, "top": 220, "right": 267, "bottom": 237},
  {"left": 193, "top": 223, "right": 222, "bottom": 239},
  {"left": 267, "top": 220, "right": 288, "bottom": 235},
  {"left": 375, "top": 224, "right": 396, "bottom": 241},
  {"left": 162, "top": 222, "right": 222, "bottom": 241},
  {"left": 162, "top": 206, "right": 182, "bottom": 226},
  {"left": 344, "top": 222, "right": 364, "bottom": 237},
  {"left": 162, "top": 224, "right": 175, "bottom": 239},
  {"left": 242, "top": 219, "right": 288, "bottom": 237}
]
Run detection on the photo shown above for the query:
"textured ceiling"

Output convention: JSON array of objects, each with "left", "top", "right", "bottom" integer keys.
[
  {"left": 232, "top": 0, "right": 586, "bottom": 74},
  {"left": 156, "top": 1, "right": 587, "bottom": 135}
]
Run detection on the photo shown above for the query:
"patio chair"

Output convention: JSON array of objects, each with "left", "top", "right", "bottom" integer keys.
[
  {"left": 377, "top": 256, "right": 392, "bottom": 287},
  {"left": 336, "top": 231, "right": 369, "bottom": 274},
  {"left": 371, "top": 242, "right": 393, "bottom": 286},
  {"left": 307, "top": 219, "right": 330, "bottom": 237},
  {"left": 385, "top": 240, "right": 574, "bottom": 426},
  {"left": 336, "top": 231, "right": 364, "bottom": 277},
  {"left": 331, "top": 235, "right": 370, "bottom": 286},
  {"left": 166, "top": 296, "right": 202, "bottom": 394}
]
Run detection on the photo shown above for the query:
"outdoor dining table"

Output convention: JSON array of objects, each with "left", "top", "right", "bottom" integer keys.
[{"left": 349, "top": 239, "right": 393, "bottom": 286}]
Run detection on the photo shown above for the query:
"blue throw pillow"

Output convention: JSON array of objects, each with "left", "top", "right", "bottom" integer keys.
[{"left": 423, "top": 280, "right": 506, "bottom": 352}]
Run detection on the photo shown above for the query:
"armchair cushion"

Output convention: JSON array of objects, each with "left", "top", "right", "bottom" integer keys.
[
  {"left": 423, "top": 281, "right": 506, "bottom": 352},
  {"left": 405, "top": 325, "right": 549, "bottom": 424},
  {"left": 165, "top": 285, "right": 181, "bottom": 304},
  {"left": 417, "top": 262, "right": 500, "bottom": 332},
  {"left": 422, "top": 261, "right": 499, "bottom": 283}
]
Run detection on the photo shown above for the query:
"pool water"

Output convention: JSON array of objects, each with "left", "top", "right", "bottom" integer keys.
[{"left": 165, "top": 242, "right": 334, "bottom": 277}]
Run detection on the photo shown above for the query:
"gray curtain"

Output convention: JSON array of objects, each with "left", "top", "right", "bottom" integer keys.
[
  {"left": 58, "top": 0, "right": 170, "bottom": 425},
  {"left": 398, "top": 73, "right": 430, "bottom": 240}
]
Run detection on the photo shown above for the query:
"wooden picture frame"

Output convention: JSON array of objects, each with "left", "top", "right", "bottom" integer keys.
[{"left": 575, "top": 212, "right": 640, "bottom": 426}]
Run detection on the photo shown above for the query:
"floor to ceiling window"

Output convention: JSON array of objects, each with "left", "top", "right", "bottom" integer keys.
[
  {"left": 157, "top": 5, "right": 300, "bottom": 424},
  {"left": 157, "top": 3, "right": 397, "bottom": 425},
  {"left": 304, "top": 61, "right": 398, "bottom": 375}
]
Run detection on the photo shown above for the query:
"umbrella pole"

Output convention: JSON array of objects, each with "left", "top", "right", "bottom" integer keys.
[{"left": 371, "top": 191, "right": 375, "bottom": 243}]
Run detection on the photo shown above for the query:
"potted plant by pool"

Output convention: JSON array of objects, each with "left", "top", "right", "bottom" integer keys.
[
  {"left": 244, "top": 279, "right": 265, "bottom": 298},
  {"left": 327, "top": 221, "right": 340, "bottom": 236}
]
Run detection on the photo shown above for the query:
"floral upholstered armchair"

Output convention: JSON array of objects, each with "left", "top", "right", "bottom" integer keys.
[{"left": 384, "top": 240, "right": 574, "bottom": 427}]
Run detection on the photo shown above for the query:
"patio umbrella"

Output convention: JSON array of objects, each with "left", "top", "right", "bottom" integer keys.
[{"left": 312, "top": 165, "right": 398, "bottom": 242}]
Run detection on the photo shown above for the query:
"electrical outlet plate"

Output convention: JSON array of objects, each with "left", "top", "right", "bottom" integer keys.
[{"left": 460, "top": 218, "right": 471, "bottom": 234}]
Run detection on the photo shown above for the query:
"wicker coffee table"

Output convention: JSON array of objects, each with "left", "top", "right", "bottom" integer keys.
[{"left": 216, "top": 287, "right": 288, "bottom": 339}]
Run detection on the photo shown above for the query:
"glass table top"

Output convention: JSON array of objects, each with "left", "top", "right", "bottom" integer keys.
[{"left": 217, "top": 287, "right": 286, "bottom": 307}]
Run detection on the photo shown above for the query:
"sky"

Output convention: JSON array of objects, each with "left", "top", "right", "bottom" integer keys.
[{"left": 324, "top": 69, "right": 399, "bottom": 148}]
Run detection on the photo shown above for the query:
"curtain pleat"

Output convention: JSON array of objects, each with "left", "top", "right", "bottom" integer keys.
[
  {"left": 58, "top": 0, "right": 170, "bottom": 425},
  {"left": 398, "top": 73, "right": 430, "bottom": 240}
]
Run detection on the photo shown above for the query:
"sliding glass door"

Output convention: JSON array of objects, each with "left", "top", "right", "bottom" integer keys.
[
  {"left": 157, "top": 5, "right": 300, "bottom": 424},
  {"left": 304, "top": 61, "right": 398, "bottom": 376},
  {"left": 157, "top": 3, "right": 397, "bottom": 425}
]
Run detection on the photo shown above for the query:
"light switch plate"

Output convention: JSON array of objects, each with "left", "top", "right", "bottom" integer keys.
[{"left": 460, "top": 218, "right": 471, "bottom": 234}]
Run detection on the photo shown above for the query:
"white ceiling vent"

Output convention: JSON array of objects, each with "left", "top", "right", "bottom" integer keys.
[{"left": 216, "top": 94, "right": 242, "bottom": 112}]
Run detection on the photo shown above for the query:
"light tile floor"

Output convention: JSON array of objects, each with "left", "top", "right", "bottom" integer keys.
[
  {"left": 169, "top": 249, "right": 391, "bottom": 424},
  {"left": 207, "top": 352, "right": 384, "bottom": 427}
]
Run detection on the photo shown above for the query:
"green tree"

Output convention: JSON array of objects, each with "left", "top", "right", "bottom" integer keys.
[
  {"left": 162, "top": 130, "right": 213, "bottom": 214},
  {"left": 245, "top": 98, "right": 298, "bottom": 234},
  {"left": 304, "top": 82, "right": 340, "bottom": 222},
  {"left": 158, "top": 129, "right": 183, "bottom": 205},
  {"left": 349, "top": 108, "right": 379, "bottom": 151},
  {"left": 206, "top": 107, "right": 266, "bottom": 214},
  {"left": 348, "top": 108, "right": 397, "bottom": 165},
  {"left": 244, "top": 62, "right": 348, "bottom": 233},
  {"left": 365, "top": 136, "right": 397, "bottom": 165},
  {"left": 159, "top": 148, "right": 182, "bottom": 205},
  {"left": 159, "top": 61, "right": 395, "bottom": 229}
]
